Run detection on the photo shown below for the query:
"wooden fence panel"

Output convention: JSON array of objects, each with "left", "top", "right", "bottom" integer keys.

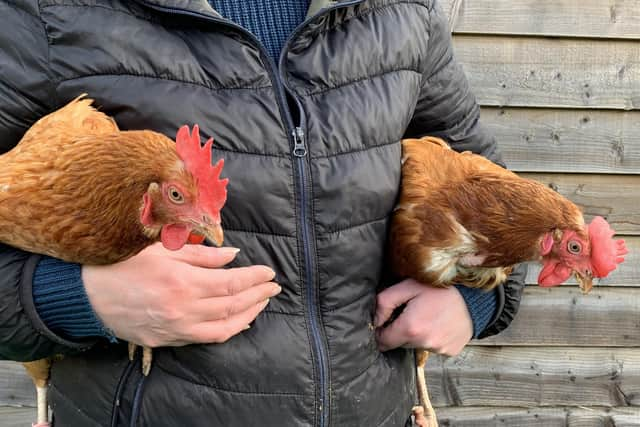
[
  {"left": 473, "top": 286, "right": 640, "bottom": 347},
  {"left": 439, "top": 0, "right": 640, "bottom": 39},
  {"left": 425, "top": 346, "right": 640, "bottom": 407},
  {"left": 452, "top": 36, "right": 640, "bottom": 110},
  {"left": 0, "top": 361, "right": 33, "bottom": 407},
  {"left": 436, "top": 406, "right": 640, "bottom": 427},
  {"left": 517, "top": 173, "right": 640, "bottom": 235},
  {"left": 481, "top": 107, "right": 640, "bottom": 174}
]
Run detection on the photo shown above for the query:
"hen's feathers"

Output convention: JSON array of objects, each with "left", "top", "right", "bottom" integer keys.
[
  {"left": 390, "top": 137, "right": 583, "bottom": 289},
  {"left": 0, "top": 96, "right": 183, "bottom": 264}
]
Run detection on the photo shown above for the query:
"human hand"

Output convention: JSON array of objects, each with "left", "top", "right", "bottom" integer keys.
[
  {"left": 82, "top": 243, "right": 280, "bottom": 347},
  {"left": 374, "top": 279, "right": 473, "bottom": 356}
]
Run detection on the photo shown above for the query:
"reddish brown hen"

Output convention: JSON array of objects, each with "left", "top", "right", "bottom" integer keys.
[
  {"left": 388, "top": 136, "right": 627, "bottom": 427},
  {"left": 0, "top": 96, "right": 228, "bottom": 426}
]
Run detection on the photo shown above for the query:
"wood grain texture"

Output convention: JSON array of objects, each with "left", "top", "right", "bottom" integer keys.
[
  {"left": 473, "top": 286, "right": 640, "bottom": 347},
  {"left": 523, "top": 236, "right": 639, "bottom": 286},
  {"left": 438, "top": 0, "right": 640, "bottom": 39},
  {"left": 0, "top": 407, "right": 37, "bottom": 427},
  {"left": 436, "top": 406, "right": 640, "bottom": 427},
  {"left": 518, "top": 173, "right": 640, "bottom": 235},
  {"left": 481, "top": 107, "right": 640, "bottom": 174},
  {"left": 425, "top": 346, "right": 640, "bottom": 407},
  {"left": 0, "top": 361, "right": 34, "bottom": 407},
  {"left": 452, "top": 36, "right": 640, "bottom": 110}
]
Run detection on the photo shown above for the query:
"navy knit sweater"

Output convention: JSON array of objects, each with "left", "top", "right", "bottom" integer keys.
[{"left": 32, "top": 0, "right": 497, "bottom": 340}]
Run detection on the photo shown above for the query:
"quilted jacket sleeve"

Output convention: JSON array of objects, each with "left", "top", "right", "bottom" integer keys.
[
  {"left": 403, "top": 0, "right": 527, "bottom": 338},
  {"left": 0, "top": 0, "right": 95, "bottom": 361}
]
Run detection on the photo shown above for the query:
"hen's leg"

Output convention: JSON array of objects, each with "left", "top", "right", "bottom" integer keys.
[
  {"left": 128, "top": 342, "right": 137, "bottom": 361},
  {"left": 142, "top": 346, "right": 153, "bottom": 376},
  {"left": 128, "top": 342, "right": 153, "bottom": 376},
  {"left": 22, "top": 359, "right": 52, "bottom": 427},
  {"left": 412, "top": 350, "right": 438, "bottom": 427}
]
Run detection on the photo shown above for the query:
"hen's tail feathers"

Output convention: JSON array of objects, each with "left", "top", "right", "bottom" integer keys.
[
  {"left": 20, "top": 94, "right": 119, "bottom": 146},
  {"left": 418, "top": 136, "right": 451, "bottom": 150}
]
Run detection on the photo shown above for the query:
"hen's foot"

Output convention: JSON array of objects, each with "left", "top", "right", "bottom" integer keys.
[
  {"left": 412, "top": 405, "right": 438, "bottom": 427},
  {"left": 128, "top": 343, "right": 153, "bottom": 376}
]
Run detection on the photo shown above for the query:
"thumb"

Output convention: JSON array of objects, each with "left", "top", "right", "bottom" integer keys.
[
  {"left": 167, "top": 245, "right": 240, "bottom": 268},
  {"left": 374, "top": 279, "right": 424, "bottom": 327}
]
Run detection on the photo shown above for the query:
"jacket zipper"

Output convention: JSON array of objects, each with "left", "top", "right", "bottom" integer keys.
[
  {"left": 277, "top": 4, "right": 362, "bottom": 423},
  {"left": 110, "top": 358, "right": 136, "bottom": 427},
  {"left": 128, "top": 2, "right": 364, "bottom": 426}
]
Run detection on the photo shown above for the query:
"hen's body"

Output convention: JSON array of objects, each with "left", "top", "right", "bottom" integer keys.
[
  {"left": 0, "top": 97, "right": 179, "bottom": 264},
  {"left": 0, "top": 97, "right": 195, "bottom": 426},
  {"left": 390, "top": 137, "right": 584, "bottom": 290},
  {"left": 389, "top": 136, "right": 586, "bottom": 427}
]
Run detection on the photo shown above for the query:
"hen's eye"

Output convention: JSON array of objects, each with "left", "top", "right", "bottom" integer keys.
[
  {"left": 567, "top": 241, "right": 582, "bottom": 254},
  {"left": 168, "top": 187, "right": 184, "bottom": 204}
]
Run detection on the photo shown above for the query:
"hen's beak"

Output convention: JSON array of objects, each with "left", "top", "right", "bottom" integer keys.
[
  {"left": 574, "top": 271, "right": 593, "bottom": 294},
  {"left": 202, "top": 223, "right": 224, "bottom": 247},
  {"left": 190, "top": 221, "right": 224, "bottom": 247}
]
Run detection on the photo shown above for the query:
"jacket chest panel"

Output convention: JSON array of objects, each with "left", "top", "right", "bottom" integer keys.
[{"left": 41, "top": 2, "right": 272, "bottom": 90}]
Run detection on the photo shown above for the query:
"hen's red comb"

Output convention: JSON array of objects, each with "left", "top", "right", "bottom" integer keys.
[
  {"left": 588, "top": 216, "right": 628, "bottom": 278},
  {"left": 175, "top": 125, "right": 228, "bottom": 215}
]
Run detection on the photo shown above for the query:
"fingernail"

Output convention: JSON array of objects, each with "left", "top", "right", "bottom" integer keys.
[
  {"left": 243, "top": 325, "right": 251, "bottom": 330},
  {"left": 221, "top": 247, "right": 240, "bottom": 255},
  {"left": 262, "top": 298, "right": 270, "bottom": 309},
  {"left": 272, "top": 284, "right": 282, "bottom": 294},
  {"left": 264, "top": 267, "right": 276, "bottom": 280}
]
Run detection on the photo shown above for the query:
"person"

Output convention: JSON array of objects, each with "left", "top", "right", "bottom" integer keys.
[{"left": 0, "top": 0, "right": 526, "bottom": 425}]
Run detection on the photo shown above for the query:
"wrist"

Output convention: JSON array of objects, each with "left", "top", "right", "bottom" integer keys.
[
  {"left": 32, "top": 257, "right": 117, "bottom": 342},
  {"left": 454, "top": 285, "right": 498, "bottom": 338}
]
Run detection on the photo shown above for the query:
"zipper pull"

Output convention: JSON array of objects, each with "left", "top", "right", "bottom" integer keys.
[{"left": 293, "top": 127, "right": 307, "bottom": 157}]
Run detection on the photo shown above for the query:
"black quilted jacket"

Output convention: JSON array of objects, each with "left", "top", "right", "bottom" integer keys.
[{"left": 0, "top": 0, "right": 526, "bottom": 425}]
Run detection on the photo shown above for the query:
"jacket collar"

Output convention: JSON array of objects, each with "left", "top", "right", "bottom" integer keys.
[
  {"left": 134, "top": 0, "right": 222, "bottom": 19},
  {"left": 135, "top": 0, "right": 364, "bottom": 20},
  {"left": 307, "top": 0, "right": 365, "bottom": 17}
]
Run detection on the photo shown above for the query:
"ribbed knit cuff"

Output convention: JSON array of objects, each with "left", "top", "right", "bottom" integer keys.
[
  {"left": 454, "top": 285, "right": 498, "bottom": 338},
  {"left": 32, "top": 256, "right": 116, "bottom": 342}
]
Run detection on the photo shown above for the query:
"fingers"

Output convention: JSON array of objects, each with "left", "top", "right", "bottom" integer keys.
[
  {"left": 374, "top": 279, "right": 423, "bottom": 327},
  {"left": 376, "top": 314, "right": 411, "bottom": 352},
  {"left": 193, "top": 282, "right": 281, "bottom": 321},
  {"left": 166, "top": 244, "right": 241, "bottom": 268},
  {"left": 195, "top": 265, "right": 276, "bottom": 298},
  {"left": 187, "top": 298, "right": 272, "bottom": 343}
]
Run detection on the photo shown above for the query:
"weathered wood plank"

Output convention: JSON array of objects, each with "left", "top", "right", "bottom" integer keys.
[
  {"left": 436, "top": 406, "right": 640, "bottom": 427},
  {"left": 517, "top": 173, "right": 640, "bottom": 235},
  {"left": 0, "top": 407, "right": 36, "bottom": 427},
  {"left": 0, "top": 361, "right": 34, "bottom": 407},
  {"left": 438, "top": 0, "right": 640, "bottom": 39},
  {"left": 452, "top": 36, "right": 640, "bottom": 110},
  {"left": 426, "top": 346, "right": 640, "bottom": 407},
  {"left": 482, "top": 107, "right": 640, "bottom": 174},
  {"left": 474, "top": 287, "right": 640, "bottom": 347},
  {"left": 523, "top": 236, "right": 640, "bottom": 287}
]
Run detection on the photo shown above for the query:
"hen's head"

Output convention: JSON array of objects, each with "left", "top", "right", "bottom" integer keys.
[
  {"left": 538, "top": 216, "right": 627, "bottom": 292},
  {"left": 140, "top": 125, "right": 228, "bottom": 251}
]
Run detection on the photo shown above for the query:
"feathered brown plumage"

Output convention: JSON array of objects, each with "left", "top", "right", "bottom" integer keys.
[
  {"left": 0, "top": 96, "right": 228, "bottom": 426},
  {"left": 388, "top": 137, "right": 626, "bottom": 427},
  {"left": 390, "top": 137, "right": 585, "bottom": 290},
  {"left": 0, "top": 97, "right": 188, "bottom": 264}
]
